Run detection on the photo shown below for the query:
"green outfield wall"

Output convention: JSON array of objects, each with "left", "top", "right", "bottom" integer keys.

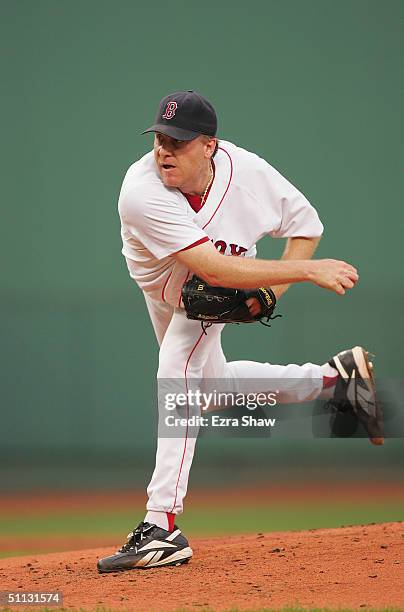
[{"left": 1, "top": 0, "right": 403, "bottom": 489}]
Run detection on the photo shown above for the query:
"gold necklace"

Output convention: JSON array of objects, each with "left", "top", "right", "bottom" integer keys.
[{"left": 201, "top": 163, "right": 213, "bottom": 206}]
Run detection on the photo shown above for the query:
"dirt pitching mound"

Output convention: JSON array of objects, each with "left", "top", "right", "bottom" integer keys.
[{"left": 1, "top": 522, "right": 403, "bottom": 611}]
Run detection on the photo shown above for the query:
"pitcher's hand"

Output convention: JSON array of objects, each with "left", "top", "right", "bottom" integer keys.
[{"left": 309, "top": 259, "right": 359, "bottom": 295}]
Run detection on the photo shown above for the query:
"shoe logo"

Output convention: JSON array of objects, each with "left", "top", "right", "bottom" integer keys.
[
  {"left": 333, "top": 355, "right": 349, "bottom": 379},
  {"left": 346, "top": 370, "right": 376, "bottom": 417},
  {"left": 138, "top": 539, "right": 177, "bottom": 552},
  {"left": 356, "top": 383, "right": 376, "bottom": 417},
  {"left": 166, "top": 529, "right": 181, "bottom": 541},
  {"left": 136, "top": 550, "right": 165, "bottom": 567}
]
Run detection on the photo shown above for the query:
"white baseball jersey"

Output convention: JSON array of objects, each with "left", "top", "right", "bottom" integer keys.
[{"left": 118, "top": 140, "right": 323, "bottom": 306}]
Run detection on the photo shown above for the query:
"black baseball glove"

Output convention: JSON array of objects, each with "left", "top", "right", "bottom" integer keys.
[{"left": 181, "top": 274, "right": 280, "bottom": 328}]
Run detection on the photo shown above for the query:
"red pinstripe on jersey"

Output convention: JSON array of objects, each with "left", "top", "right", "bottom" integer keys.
[{"left": 202, "top": 146, "right": 233, "bottom": 230}]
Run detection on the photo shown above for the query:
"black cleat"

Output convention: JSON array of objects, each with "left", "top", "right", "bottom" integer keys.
[
  {"left": 329, "top": 346, "right": 384, "bottom": 445},
  {"left": 97, "top": 522, "right": 192, "bottom": 572}
]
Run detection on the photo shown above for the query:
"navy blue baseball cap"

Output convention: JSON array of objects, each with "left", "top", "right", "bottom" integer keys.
[{"left": 142, "top": 90, "right": 217, "bottom": 141}]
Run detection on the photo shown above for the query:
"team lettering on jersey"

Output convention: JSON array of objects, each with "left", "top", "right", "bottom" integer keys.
[{"left": 212, "top": 240, "right": 248, "bottom": 256}]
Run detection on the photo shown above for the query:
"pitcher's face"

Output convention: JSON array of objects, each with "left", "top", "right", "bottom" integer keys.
[{"left": 154, "top": 133, "right": 215, "bottom": 192}]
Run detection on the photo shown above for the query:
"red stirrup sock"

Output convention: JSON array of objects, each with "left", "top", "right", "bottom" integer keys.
[{"left": 144, "top": 510, "right": 176, "bottom": 532}]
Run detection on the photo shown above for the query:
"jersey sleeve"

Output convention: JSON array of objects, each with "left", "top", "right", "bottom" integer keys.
[
  {"left": 256, "top": 159, "right": 324, "bottom": 238},
  {"left": 119, "top": 185, "right": 209, "bottom": 260},
  {"left": 271, "top": 188, "right": 324, "bottom": 238}
]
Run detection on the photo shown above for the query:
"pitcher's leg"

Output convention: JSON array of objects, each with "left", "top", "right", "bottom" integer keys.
[
  {"left": 221, "top": 359, "right": 323, "bottom": 402},
  {"left": 143, "top": 293, "right": 174, "bottom": 346},
  {"left": 146, "top": 315, "right": 224, "bottom": 518},
  {"left": 202, "top": 331, "right": 323, "bottom": 403}
]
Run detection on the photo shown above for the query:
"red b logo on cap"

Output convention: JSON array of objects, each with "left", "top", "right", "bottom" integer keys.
[{"left": 162, "top": 101, "right": 177, "bottom": 120}]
